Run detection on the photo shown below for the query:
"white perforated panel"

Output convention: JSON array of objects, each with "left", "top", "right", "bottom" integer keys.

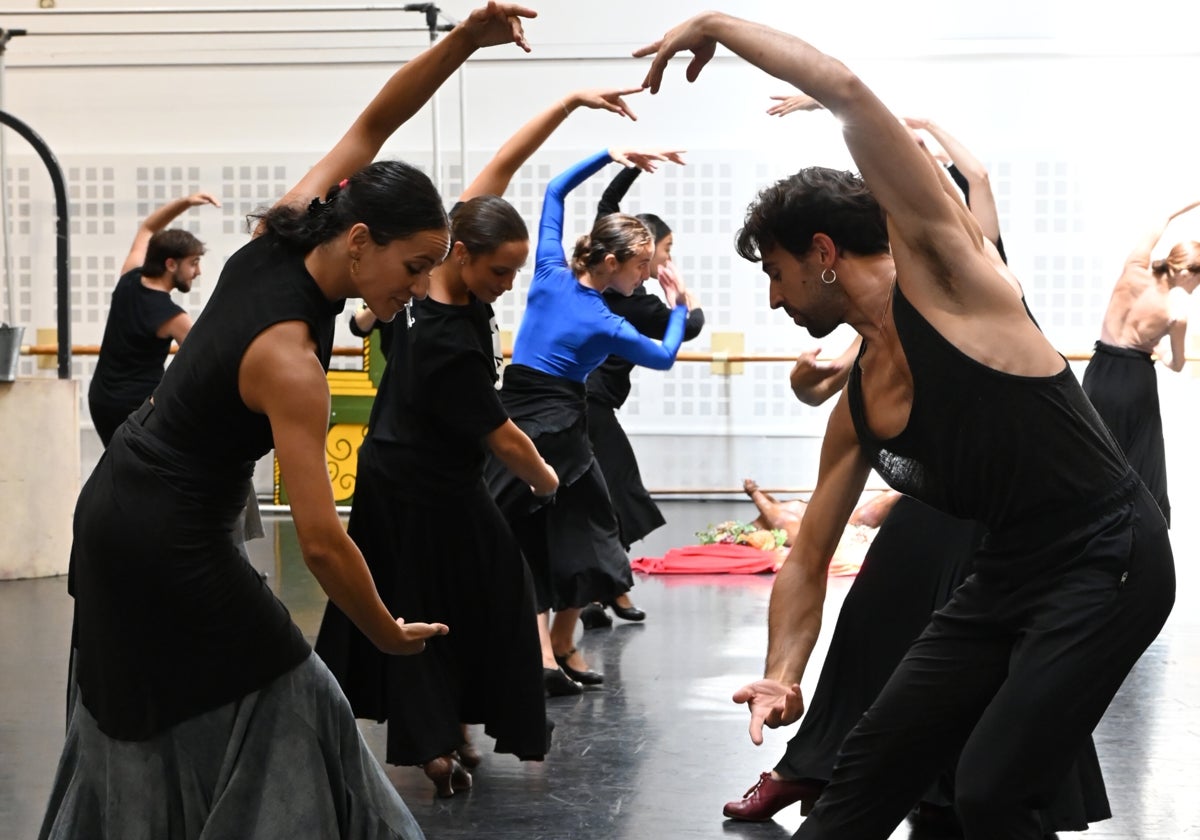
[{"left": 0, "top": 147, "right": 1168, "bottom": 490}]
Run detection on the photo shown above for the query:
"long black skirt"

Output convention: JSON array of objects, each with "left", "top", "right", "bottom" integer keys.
[
  {"left": 1081, "top": 341, "right": 1170, "bottom": 524},
  {"left": 316, "top": 444, "right": 548, "bottom": 767},
  {"left": 587, "top": 401, "right": 665, "bottom": 549},
  {"left": 486, "top": 365, "right": 634, "bottom": 612},
  {"left": 775, "top": 496, "right": 1110, "bottom": 831}
]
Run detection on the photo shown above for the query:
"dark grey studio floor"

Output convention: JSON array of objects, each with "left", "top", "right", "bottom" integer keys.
[{"left": 2, "top": 498, "right": 1198, "bottom": 840}]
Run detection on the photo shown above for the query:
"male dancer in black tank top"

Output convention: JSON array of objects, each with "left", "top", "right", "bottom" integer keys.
[
  {"left": 88, "top": 193, "right": 218, "bottom": 445},
  {"left": 640, "top": 14, "right": 1173, "bottom": 840}
]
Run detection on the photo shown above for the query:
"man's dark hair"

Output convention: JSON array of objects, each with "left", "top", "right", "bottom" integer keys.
[
  {"left": 735, "top": 166, "right": 889, "bottom": 262},
  {"left": 143, "top": 229, "right": 205, "bottom": 276}
]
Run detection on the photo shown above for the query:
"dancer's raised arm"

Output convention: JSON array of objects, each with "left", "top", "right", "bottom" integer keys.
[
  {"left": 462, "top": 86, "right": 643, "bottom": 200},
  {"left": 277, "top": 1, "right": 537, "bottom": 212},
  {"left": 636, "top": 13, "right": 995, "bottom": 301}
]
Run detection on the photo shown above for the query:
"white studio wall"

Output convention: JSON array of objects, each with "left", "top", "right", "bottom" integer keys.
[{"left": 1, "top": 0, "right": 1198, "bottom": 495}]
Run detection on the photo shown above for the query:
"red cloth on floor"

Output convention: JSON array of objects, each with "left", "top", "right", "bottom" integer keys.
[
  {"left": 630, "top": 544, "right": 864, "bottom": 577},
  {"left": 630, "top": 543, "right": 783, "bottom": 575}
]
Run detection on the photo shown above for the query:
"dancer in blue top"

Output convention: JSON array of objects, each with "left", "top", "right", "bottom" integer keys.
[
  {"left": 488, "top": 146, "right": 687, "bottom": 692},
  {"left": 513, "top": 148, "right": 689, "bottom": 378}
]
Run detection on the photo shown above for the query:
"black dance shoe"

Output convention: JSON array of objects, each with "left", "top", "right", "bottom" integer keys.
[
  {"left": 580, "top": 602, "right": 614, "bottom": 630},
  {"left": 543, "top": 666, "right": 584, "bottom": 697},
  {"left": 555, "top": 648, "right": 604, "bottom": 685},
  {"left": 605, "top": 600, "right": 646, "bottom": 622}
]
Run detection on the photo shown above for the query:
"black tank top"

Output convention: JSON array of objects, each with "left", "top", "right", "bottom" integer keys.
[
  {"left": 847, "top": 282, "right": 1128, "bottom": 538},
  {"left": 71, "top": 233, "right": 341, "bottom": 739},
  {"left": 364, "top": 295, "right": 509, "bottom": 495},
  {"left": 150, "top": 233, "right": 344, "bottom": 462}
]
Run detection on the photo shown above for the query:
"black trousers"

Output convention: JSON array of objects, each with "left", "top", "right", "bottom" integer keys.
[{"left": 794, "top": 482, "right": 1174, "bottom": 840}]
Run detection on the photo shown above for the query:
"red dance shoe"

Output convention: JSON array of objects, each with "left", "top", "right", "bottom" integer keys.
[{"left": 722, "top": 772, "right": 823, "bottom": 822}]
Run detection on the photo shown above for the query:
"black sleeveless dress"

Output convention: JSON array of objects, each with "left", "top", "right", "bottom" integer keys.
[
  {"left": 793, "top": 281, "right": 1174, "bottom": 840},
  {"left": 316, "top": 294, "right": 549, "bottom": 766},
  {"left": 43, "top": 233, "right": 425, "bottom": 840}
]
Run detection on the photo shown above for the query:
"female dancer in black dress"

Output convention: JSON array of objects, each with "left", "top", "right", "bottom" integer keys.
[
  {"left": 315, "top": 85, "right": 644, "bottom": 797},
  {"left": 580, "top": 166, "right": 706, "bottom": 628},
  {"left": 38, "top": 6, "right": 533, "bottom": 838}
]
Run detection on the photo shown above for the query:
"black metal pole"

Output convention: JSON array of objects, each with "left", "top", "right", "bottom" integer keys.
[{"left": 0, "top": 110, "right": 70, "bottom": 379}]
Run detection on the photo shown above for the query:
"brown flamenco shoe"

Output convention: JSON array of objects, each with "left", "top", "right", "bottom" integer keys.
[
  {"left": 456, "top": 741, "right": 481, "bottom": 770},
  {"left": 423, "top": 755, "right": 470, "bottom": 798},
  {"left": 722, "top": 772, "right": 823, "bottom": 822}
]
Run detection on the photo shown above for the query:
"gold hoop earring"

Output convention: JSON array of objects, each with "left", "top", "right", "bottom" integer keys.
[
  {"left": 351, "top": 258, "right": 360, "bottom": 277},
  {"left": 820, "top": 268, "right": 837, "bottom": 285}
]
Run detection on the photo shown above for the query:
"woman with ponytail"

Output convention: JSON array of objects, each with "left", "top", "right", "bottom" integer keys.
[
  {"left": 1082, "top": 201, "right": 1200, "bottom": 525},
  {"left": 580, "top": 166, "right": 707, "bottom": 629},
  {"left": 315, "top": 86, "right": 643, "bottom": 798},
  {"left": 40, "top": 5, "right": 534, "bottom": 839},
  {"left": 486, "top": 146, "right": 686, "bottom": 693}
]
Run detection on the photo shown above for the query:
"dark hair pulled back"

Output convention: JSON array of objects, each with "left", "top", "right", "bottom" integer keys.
[
  {"left": 450, "top": 194, "right": 529, "bottom": 255},
  {"left": 635, "top": 212, "right": 672, "bottom": 241},
  {"left": 571, "top": 212, "right": 653, "bottom": 275},
  {"left": 250, "top": 159, "right": 447, "bottom": 253}
]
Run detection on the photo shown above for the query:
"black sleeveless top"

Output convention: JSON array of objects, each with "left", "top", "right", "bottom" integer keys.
[
  {"left": 151, "top": 233, "right": 344, "bottom": 461},
  {"left": 847, "top": 282, "right": 1128, "bottom": 538},
  {"left": 71, "top": 233, "right": 341, "bottom": 739},
  {"left": 365, "top": 295, "right": 508, "bottom": 495}
]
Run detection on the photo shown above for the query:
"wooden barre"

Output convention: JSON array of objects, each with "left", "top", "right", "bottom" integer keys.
[{"left": 17, "top": 344, "right": 1156, "bottom": 364}]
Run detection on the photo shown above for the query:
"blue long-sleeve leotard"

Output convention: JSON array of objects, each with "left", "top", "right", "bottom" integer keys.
[{"left": 511, "top": 149, "right": 688, "bottom": 383}]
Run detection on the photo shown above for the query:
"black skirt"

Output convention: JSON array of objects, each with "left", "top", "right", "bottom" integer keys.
[
  {"left": 1081, "top": 341, "right": 1170, "bottom": 525},
  {"left": 587, "top": 401, "right": 665, "bottom": 549},
  {"left": 316, "top": 442, "right": 548, "bottom": 767},
  {"left": 486, "top": 365, "right": 634, "bottom": 611},
  {"left": 70, "top": 402, "right": 310, "bottom": 741},
  {"left": 775, "top": 496, "right": 1110, "bottom": 830}
]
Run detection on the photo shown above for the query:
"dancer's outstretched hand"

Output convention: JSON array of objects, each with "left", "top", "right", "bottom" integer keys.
[
  {"left": 569, "top": 86, "right": 646, "bottom": 121},
  {"left": 461, "top": 2, "right": 537, "bottom": 53},
  {"left": 608, "top": 147, "right": 687, "bottom": 173},
  {"left": 633, "top": 11, "right": 725, "bottom": 93},
  {"left": 767, "top": 93, "right": 824, "bottom": 116},
  {"left": 789, "top": 348, "right": 839, "bottom": 401},
  {"left": 656, "top": 259, "right": 684, "bottom": 308},
  {"left": 185, "top": 192, "right": 223, "bottom": 208},
  {"left": 387, "top": 618, "right": 450, "bottom": 655},
  {"left": 733, "top": 678, "right": 805, "bottom": 745}
]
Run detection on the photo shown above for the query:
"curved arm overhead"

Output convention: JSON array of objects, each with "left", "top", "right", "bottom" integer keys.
[{"left": 0, "top": 110, "right": 69, "bottom": 379}]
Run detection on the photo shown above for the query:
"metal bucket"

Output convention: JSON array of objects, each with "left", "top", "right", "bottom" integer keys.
[{"left": 0, "top": 325, "right": 24, "bottom": 382}]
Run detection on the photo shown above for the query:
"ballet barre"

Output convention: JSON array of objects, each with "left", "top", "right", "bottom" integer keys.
[{"left": 17, "top": 344, "right": 1190, "bottom": 364}]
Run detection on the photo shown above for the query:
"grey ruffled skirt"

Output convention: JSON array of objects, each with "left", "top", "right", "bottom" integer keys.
[{"left": 39, "top": 653, "right": 425, "bottom": 840}]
